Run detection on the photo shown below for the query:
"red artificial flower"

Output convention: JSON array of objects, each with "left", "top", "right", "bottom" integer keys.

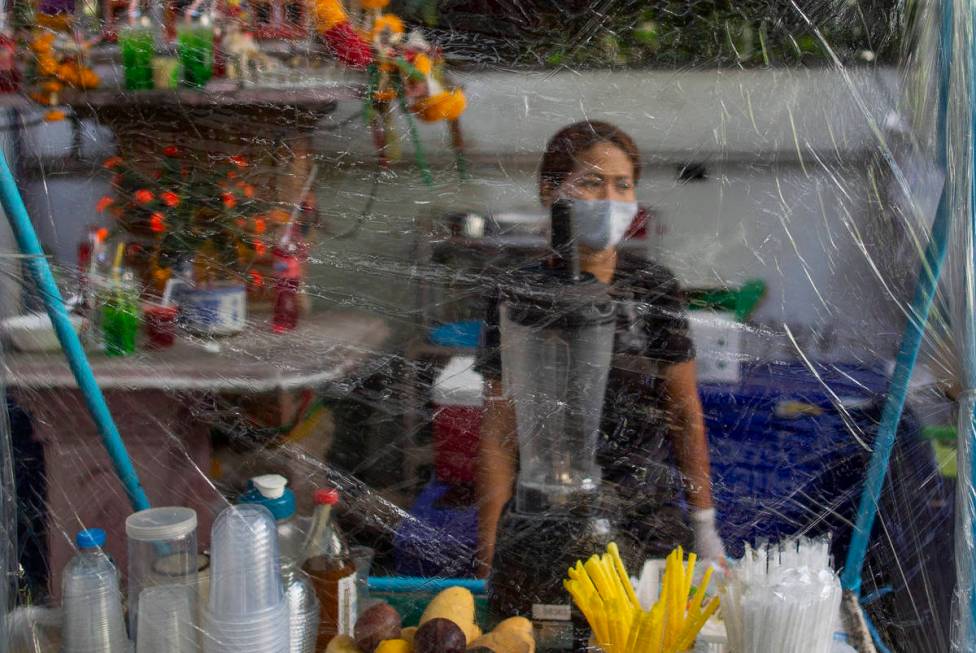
[
  {"left": 95, "top": 227, "right": 109, "bottom": 243},
  {"left": 103, "top": 156, "right": 123, "bottom": 170},
  {"left": 96, "top": 196, "right": 114, "bottom": 213},
  {"left": 253, "top": 217, "right": 267, "bottom": 234},
  {"left": 324, "top": 22, "right": 374, "bottom": 68},
  {"left": 161, "top": 191, "right": 181, "bottom": 208},
  {"left": 228, "top": 155, "right": 248, "bottom": 168},
  {"left": 226, "top": 171, "right": 237, "bottom": 180},
  {"left": 249, "top": 270, "right": 264, "bottom": 287},
  {"left": 149, "top": 212, "right": 166, "bottom": 233},
  {"left": 222, "top": 193, "right": 237, "bottom": 209},
  {"left": 162, "top": 145, "right": 180, "bottom": 157},
  {"left": 242, "top": 183, "right": 255, "bottom": 199},
  {"left": 253, "top": 240, "right": 267, "bottom": 256},
  {"left": 134, "top": 189, "right": 154, "bottom": 205}
]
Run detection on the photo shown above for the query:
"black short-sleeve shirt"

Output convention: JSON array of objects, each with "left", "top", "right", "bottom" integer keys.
[{"left": 475, "top": 253, "right": 695, "bottom": 500}]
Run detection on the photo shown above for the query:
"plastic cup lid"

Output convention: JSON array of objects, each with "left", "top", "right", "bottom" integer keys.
[
  {"left": 126, "top": 507, "right": 197, "bottom": 541},
  {"left": 76, "top": 528, "right": 106, "bottom": 549},
  {"left": 313, "top": 488, "right": 339, "bottom": 505}
]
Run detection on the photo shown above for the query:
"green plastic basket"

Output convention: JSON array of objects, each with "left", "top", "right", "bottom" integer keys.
[{"left": 367, "top": 577, "right": 489, "bottom": 627}]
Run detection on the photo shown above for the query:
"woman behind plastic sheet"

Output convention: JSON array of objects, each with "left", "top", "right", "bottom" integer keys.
[{"left": 474, "top": 120, "right": 725, "bottom": 577}]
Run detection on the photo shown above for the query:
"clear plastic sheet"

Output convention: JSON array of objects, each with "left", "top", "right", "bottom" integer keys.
[{"left": 0, "top": 0, "right": 971, "bottom": 651}]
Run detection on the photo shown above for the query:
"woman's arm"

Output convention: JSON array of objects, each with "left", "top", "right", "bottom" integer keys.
[
  {"left": 665, "top": 360, "right": 713, "bottom": 510},
  {"left": 665, "top": 360, "right": 725, "bottom": 561},
  {"left": 475, "top": 377, "right": 518, "bottom": 578}
]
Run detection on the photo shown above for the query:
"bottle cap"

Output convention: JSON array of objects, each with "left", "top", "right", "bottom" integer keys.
[
  {"left": 238, "top": 474, "right": 296, "bottom": 521},
  {"left": 314, "top": 488, "right": 339, "bottom": 506},
  {"left": 76, "top": 528, "right": 106, "bottom": 549},
  {"left": 252, "top": 474, "right": 287, "bottom": 499}
]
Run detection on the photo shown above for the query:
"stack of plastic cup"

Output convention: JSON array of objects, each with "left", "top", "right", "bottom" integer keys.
[
  {"left": 282, "top": 565, "right": 319, "bottom": 653},
  {"left": 137, "top": 585, "right": 199, "bottom": 653},
  {"left": 126, "top": 507, "right": 199, "bottom": 642},
  {"left": 62, "top": 529, "right": 129, "bottom": 653},
  {"left": 202, "top": 504, "right": 289, "bottom": 653}
]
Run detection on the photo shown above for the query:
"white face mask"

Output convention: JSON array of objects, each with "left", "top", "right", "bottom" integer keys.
[{"left": 569, "top": 199, "right": 638, "bottom": 250}]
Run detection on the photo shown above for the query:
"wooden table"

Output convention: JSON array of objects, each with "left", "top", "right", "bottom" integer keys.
[{"left": 3, "top": 310, "right": 392, "bottom": 598}]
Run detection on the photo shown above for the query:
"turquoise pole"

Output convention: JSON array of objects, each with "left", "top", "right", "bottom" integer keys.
[
  {"left": 0, "top": 147, "right": 150, "bottom": 512},
  {"left": 840, "top": 0, "right": 953, "bottom": 599}
]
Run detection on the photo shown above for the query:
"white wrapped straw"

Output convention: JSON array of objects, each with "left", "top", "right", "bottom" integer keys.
[{"left": 720, "top": 536, "right": 841, "bottom": 653}]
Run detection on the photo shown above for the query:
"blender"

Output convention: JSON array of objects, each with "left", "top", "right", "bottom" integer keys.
[{"left": 488, "top": 200, "right": 632, "bottom": 652}]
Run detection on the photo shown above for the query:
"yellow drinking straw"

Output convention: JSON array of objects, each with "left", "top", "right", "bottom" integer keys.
[{"left": 564, "top": 544, "right": 720, "bottom": 653}]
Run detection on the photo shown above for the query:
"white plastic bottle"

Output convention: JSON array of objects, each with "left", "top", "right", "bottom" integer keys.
[{"left": 61, "top": 528, "right": 129, "bottom": 653}]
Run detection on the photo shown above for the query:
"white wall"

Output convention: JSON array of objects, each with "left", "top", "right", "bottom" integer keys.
[
  {"left": 14, "top": 68, "right": 904, "bottom": 359},
  {"left": 320, "top": 67, "right": 900, "bottom": 162}
]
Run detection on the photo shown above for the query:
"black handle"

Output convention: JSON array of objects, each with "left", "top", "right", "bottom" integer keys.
[{"left": 549, "top": 199, "right": 580, "bottom": 280}]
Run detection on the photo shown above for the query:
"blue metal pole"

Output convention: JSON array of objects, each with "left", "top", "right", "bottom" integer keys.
[
  {"left": 0, "top": 148, "right": 150, "bottom": 513},
  {"left": 840, "top": 0, "right": 954, "bottom": 596}
]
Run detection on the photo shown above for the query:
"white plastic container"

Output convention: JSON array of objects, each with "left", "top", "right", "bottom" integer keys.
[
  {"left": 432, "top": 356, "right": 484, "bottom": 485},
  {"left": 2, "top": 313, "right": 86, "bottom": 352},
  {"left": 126, "top": 507, "right": 199, "bottom": 642},
  {"left": 687, "top": 311, "right": 743, "bottom": 384}
]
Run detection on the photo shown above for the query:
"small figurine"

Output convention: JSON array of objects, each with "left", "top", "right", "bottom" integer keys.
[{"left": 222, "top": 20, "right": 278, "bottom": 83}]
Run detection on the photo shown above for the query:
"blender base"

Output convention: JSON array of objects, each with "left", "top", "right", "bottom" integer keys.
[{"left": 488, "top": 507, "right": 637, "bottom": 652}]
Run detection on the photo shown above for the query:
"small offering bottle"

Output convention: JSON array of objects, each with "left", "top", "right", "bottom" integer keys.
[{"left": 272, "top": 243, "right": 301, "bottom": 333}]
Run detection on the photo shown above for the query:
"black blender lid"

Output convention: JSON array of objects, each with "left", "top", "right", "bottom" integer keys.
[
  {"left": 499, "top": 198, "right": 616, "bottom": 328},
  {"left": 500, "top": 270, "right": 615, "bottom": 328}
]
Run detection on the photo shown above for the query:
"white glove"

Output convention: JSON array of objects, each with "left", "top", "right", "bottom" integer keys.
[{"left": 690, "top": 507, "right": 726, "bottom": 563}]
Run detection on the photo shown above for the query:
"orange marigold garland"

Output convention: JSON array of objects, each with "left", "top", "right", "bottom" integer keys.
[
  {"left": 313, "top": 0, "right": 469, "bottom": 182},
  {"left": 28, "top": 30, "right": 100, "bottom": 120}
]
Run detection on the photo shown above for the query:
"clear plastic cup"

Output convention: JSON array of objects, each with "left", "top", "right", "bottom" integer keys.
[
  {"left": 283, "top": 566, "right": 319, "bottom": 653},
  {"left": 207, "top": 504, "right": 284, "bottom": 619},
  {"left": 202, "top": 601, "right": 289, "bottom": 653},
  {"left": 126, "top": 507, "right": 198, "bottom": 640},
  {"left": 136, "top": 585, "right": 199, "bottom": 653}
]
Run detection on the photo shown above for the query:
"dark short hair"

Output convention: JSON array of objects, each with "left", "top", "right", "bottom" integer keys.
[{"left": 538, "top": 121, "right": 642, "bottom": 198}]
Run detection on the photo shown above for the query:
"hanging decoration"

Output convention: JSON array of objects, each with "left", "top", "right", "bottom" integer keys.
[
  {"left": 313, "top": 0, "right": 468, "bottom": 183},
  {"left": 27, "top": 30, "right": 100, "bottom": 121}
]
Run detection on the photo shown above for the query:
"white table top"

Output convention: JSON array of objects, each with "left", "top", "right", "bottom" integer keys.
[{"left": 3, "top": 310, "right": 393, "bottom": 392}]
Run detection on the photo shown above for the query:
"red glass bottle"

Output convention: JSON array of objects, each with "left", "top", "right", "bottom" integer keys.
[{"left": 271, "top": 243, "right": 301, "bottom": 333}]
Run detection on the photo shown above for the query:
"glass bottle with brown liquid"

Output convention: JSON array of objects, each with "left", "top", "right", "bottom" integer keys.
[{"left": 302, "top": 488, "right": 358, "bottom": 650}]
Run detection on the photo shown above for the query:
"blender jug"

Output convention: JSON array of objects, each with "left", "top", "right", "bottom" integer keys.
[
  {"left": 489, "top": 201, "right": 625, "bottom": 651},
  {"left": 499, "top": 273, "right": 615, "bottom": 513}
]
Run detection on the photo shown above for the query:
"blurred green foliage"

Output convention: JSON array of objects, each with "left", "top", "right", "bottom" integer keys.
[{"left": 392, "top": 0, "right": 914, "bottom": 68}]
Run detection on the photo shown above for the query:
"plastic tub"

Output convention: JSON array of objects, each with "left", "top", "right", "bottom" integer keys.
[
  {"left": 126, "top": 507, "right": 199, "bottom": 641},
  {"left": 432, "top": 356, "right": 484, "bottom": 485}
]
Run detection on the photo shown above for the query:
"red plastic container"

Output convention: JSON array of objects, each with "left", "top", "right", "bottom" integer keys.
[
  {"left": 143, "top": 304, "right": 179, "bottom": 349},
  {"left": 432, "top": 357, "right": 484, "bottom": 486}
]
